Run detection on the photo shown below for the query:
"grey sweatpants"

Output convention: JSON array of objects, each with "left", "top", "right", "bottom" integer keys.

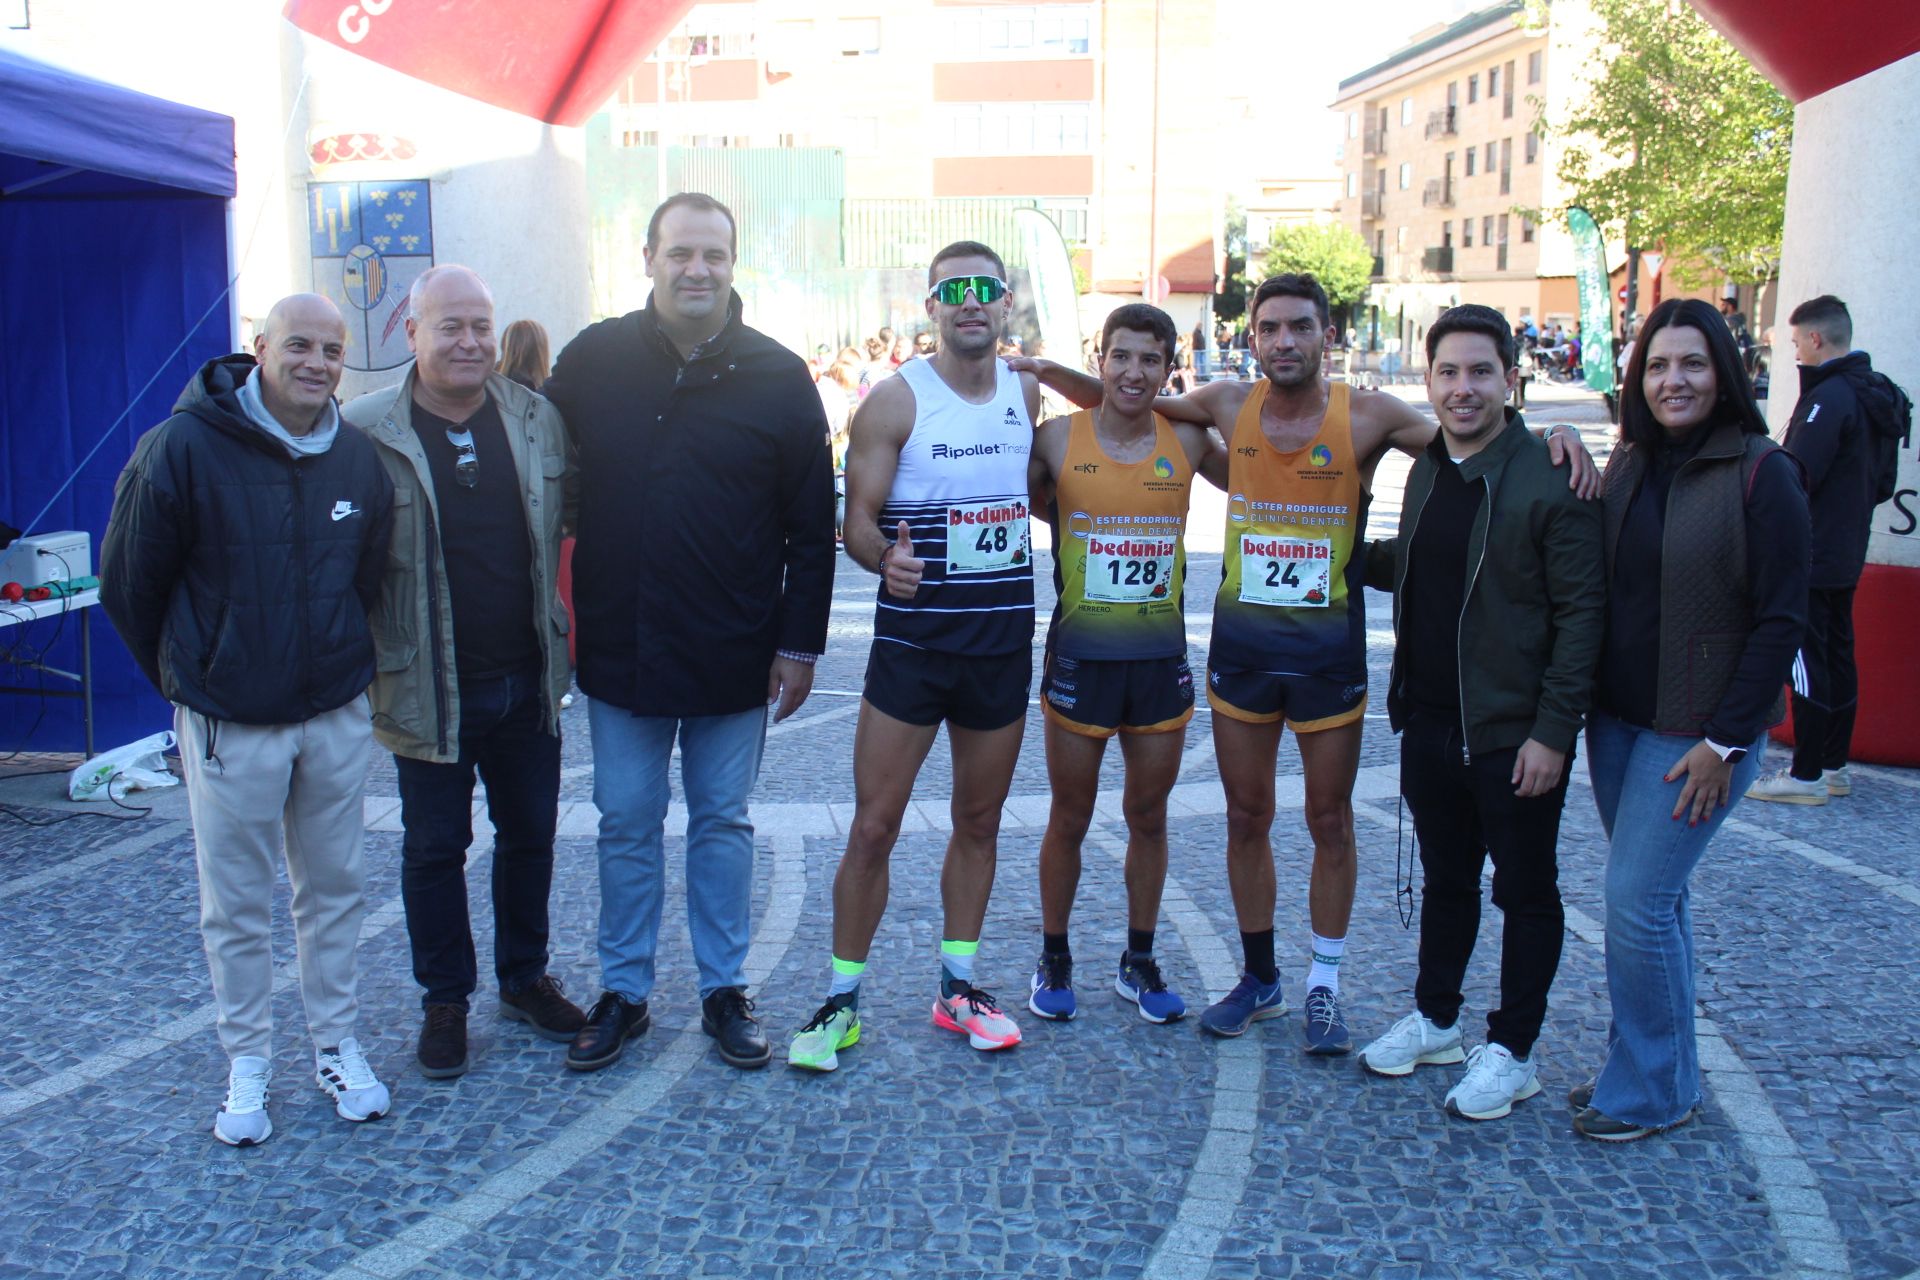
[{"left": 174, "top": 697, "right": 373, "bottom": 1061}]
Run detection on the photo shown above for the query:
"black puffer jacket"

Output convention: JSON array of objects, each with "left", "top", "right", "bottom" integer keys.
[
  {"left": 100, "top": 354, "right": 394, "bottom": 725},
  {"left": 1784, "top": 350, "right": 1877, "bottom": 587}
]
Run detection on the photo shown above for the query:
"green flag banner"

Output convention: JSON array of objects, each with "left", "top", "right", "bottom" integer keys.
[{"left": 1567, "top": 206, "right": 1616, "bottom": 395}]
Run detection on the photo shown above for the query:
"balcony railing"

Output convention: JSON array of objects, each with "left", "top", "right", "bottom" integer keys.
[
  {"left": 1362, "top": 129, "right": 1385, "bottom": 157},
  {"left": 1360, "top": 191, "right": 1383, "bottom": 220},
  {"left": 1421, "top": 179, "right": 1454, "bottom": 208},
  {"left": 1423, "top": 246, "right": 1455, "bottom": 274},
  {"left": 1424, "top": 107, "right": 1457, "bottom": 140}
]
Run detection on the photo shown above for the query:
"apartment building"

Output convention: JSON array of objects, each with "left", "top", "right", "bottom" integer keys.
[
  {"left": 1331, "top": 1, "right": 1564, "bottom": 350},
  {"left": 610, "top": 0, "right": 1222, "bottom": 323}
]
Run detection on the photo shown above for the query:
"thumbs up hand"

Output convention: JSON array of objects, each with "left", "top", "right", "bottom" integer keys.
[{"left": 881, "top": 520, "right": 924, "bottom": 600}]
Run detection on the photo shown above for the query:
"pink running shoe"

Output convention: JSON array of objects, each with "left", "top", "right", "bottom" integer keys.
[{"left": 932, "top": 982, "right": 1022, "bottom": 1051}]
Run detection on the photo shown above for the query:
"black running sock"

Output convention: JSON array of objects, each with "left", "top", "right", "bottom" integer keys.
[
  {"left": 1042, "top": 931, "right": 1071, "bottom": 957},
  {"left": 1240, "top": 929, "right": 1278, "bottom": 984},
  {"left": 1127, "top": 928, "right": 1155, "bottom": 959}
]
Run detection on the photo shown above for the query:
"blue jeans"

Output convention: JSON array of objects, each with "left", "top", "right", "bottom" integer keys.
[
  {"left": 1585, "top": 713, "right": 1762, "bottom": 1127},
  {"left": 589, "top": 699, "right": 766, "bottom": 1002},
  {"left": 395, "top": 663, "right": 561, "bottom": 1009}
]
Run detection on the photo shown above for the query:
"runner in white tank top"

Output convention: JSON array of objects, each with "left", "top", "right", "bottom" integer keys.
[{"left": 789, "top": 244, "right": 1043, "bottom": 1070}]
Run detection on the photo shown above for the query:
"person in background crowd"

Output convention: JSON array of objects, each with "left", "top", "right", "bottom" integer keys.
[
  {"left": 496, "top": 319, "right": 551, "bottom": 391},
  {"left": 101, "top": 292, "right": 395, "bottom": 1146},
  {"left": 1572, "top": 296, "right": 1809, "bottom": 1142},
  {"left": 1747, "top": 294, "right": 1892, "bottom": 806}
]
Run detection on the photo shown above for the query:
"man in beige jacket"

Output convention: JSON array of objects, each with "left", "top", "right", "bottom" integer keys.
[{"left": 344, "top": 265, "right": 581, "bottom": 1079}]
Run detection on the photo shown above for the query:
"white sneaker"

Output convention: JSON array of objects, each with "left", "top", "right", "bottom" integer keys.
[
  {"left": 214, "top": 1056, "right": 273, "bottom": 1146},
  {"left": 1444, "top": 1043, "right": 1542, "bottom": 1120},
  {"left": 1824, "top": 766, "right": 1852, "bottom": 797},
  {"left": 1744, "top": 770, "right": 1828, "bottom": 806},
  {"left": 315, "top": 1037, "right": 390, "bottom": 1122},
  {"left": 1358, "top": 1011, "right": 1465, "bottom": 1077}
]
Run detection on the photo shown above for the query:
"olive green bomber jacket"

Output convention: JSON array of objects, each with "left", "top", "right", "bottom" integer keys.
[
  {"left": 343, "top": 371, "right": 573, "bottom": 762},
  {"left": 1366, "top": 412, "right": 1605, "bottom": 757}
]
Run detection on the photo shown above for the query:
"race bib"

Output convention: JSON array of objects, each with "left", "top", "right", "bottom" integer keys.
[
  {"left": 1237, "top": 534, "right": 1332, "bottom": 607},
  {"left": 1084, "top": 533, "right": 1177, "bottom": 604},
  {"left": 946, "top": 500, "right": 1030, "bottom": 574}
]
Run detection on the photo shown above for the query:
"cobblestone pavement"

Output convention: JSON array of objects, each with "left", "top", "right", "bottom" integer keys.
[{"left": 2, "top": 389, "right": 1917, "bottom": 1279}]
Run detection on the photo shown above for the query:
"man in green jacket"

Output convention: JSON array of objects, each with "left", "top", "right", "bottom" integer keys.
[
  {"left": 1357, "top": 304, "right": 1604, "bottom": 1120},
  {"left": 343, "top": 265, "right": 583, "bottom": 1080}
]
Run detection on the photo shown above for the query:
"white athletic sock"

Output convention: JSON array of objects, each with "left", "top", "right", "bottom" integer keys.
[{"left": 1306, "top": 933, "right": 1345, "bottom": 992}]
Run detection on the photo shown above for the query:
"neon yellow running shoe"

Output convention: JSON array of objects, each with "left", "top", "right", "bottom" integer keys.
[{"left": 787, "top": 994, "right": 861, "bottom": 1072}]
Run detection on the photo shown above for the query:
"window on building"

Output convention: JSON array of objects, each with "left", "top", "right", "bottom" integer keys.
[
  {"left": 1503, "top": 60, "right": 1515, "bottom": 118},
  {"left": 1463, "top": 219, "right": 1474, "bottom": 248},
  {"left": 1401, "top": 96, "right": 1414, "bottom": 126},
  {"left": 1528, "top": 50, "right": 1543, "bottom": 84},
  {"left": 937, "top": 102, "right": 1093, "bottom": 155},
  {"left": 1521, "top": 214, "right": 1536, "bottom": 243},
  {"left": 1375, "top": 230, "right": 1385, "bottom": 257},
  {"left": 1038, "top": 198, "right": 1090, "bottom": 243},
  {"left": 1377, "top": 167, "right": 1387, "bottom": 193},
  {"left": 1525, "top": 132, "right": 1539, "bottom": 164},
  {"left": 1468, "top": 74, "right": 1479, "bottom": 103},
  {"left": 838, "top": 17, "right": 881, "bottom": 55},
  {"left": 1486, "top": 141, "right": 1497, "bottom": 171},
  {"left": 1482, "top": 215, "right": 1494, "bottom": 245},
  {"left": 1500, "top": 138, "right": 1512, "bottom": 195},
  {"left": 1465, "top": 148, "right": 1477, "bottom": 177},
  {"left": 942, "top": 6, "right": 1092, "bottom": 57},
  {"left": 1497, "top": 213, "right": 1510, "bottom": 270},
  {"left": 1345, "top": 172, "right": 1358, "bottom": 198},
  {"left": 1443, "top": 220, "right": 1454, "bottom": 247},
  {"left": 1489, "top": 65, "right": 1501, "bottom": 99},
  {"left": 1399, "top": 161, "right": 1412, "bottom": 190},
  {"left": 1447, "top": 81, "right": 1458, "bottom": 107},
  {"left": 1379, "top": 106, "right": 1390, "bottom": 136}
]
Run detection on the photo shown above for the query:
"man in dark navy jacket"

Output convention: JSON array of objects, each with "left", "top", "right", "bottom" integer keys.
[
  {"left": 101, "top": 293, "right": 394, "bottom": 1147},
  {"left": 544, "top": 194, "right": 835, "bottom": 1072},
  {"left": 1747, "top": 294, "right": 1879, "bottom": 806}
]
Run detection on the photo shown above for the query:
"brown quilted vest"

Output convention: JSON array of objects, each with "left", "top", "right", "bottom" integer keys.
[{"left": 1600, "top": 422, "right": 1786, "bottom": 736}]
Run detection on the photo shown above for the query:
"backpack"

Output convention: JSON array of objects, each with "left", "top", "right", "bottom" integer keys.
[{"left": 1856, "top": 369, "right": 1914, "bottom": 505}]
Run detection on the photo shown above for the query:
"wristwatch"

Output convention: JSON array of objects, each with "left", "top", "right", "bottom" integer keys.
[{"left": 1706, "top": 739, "right": 1747, "bottom": 764}]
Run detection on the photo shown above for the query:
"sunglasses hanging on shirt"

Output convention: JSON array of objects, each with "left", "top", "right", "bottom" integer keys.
[{"left": 446, "top": 428, "right": 478, "bottom": 489}]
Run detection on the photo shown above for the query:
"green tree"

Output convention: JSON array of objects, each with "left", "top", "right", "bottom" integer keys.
[
  {"left": 1214, "top": 198, "right": 1249, "bottom": 322},
  {"left": 1532, "top": 0, "right": 1792, "bottom": 288},
  {"left": 1259, "top": 221, "right": 1374, "bottom": 308}
]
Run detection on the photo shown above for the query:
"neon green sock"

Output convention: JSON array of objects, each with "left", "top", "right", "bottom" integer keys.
[{"left": 940, "top": 938, "right": 978, "bottom": 994}]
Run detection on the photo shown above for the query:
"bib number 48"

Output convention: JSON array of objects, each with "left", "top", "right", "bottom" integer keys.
[{"left": 975, "top": 526, "right": 1010, "bottom": 555}]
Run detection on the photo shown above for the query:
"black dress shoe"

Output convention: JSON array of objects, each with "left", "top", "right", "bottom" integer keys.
[
  {"left": 701, "top": 987, "right": 771, "bottom": 1069},
  {"left": 566, "top": 991, "right": 650, "bottom": 1072}
]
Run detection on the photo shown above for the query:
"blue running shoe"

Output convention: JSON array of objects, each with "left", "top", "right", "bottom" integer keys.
[
  {"left": 1115, "top": 952, "right": 1186, "bottom": 1023},
  {"left": 1302, "top": 985, "right": 1351, "bottom": 1054},
  {"left": 1028, "top": 952, "right": 1076, "bottom": 1021},
  {"left": 1198, "top": 972, "right": 1286, "bottom": 1037}
]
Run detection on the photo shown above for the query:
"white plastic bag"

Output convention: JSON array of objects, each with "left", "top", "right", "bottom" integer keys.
[{"left": 69, "top": 730, "right": 180, "bottom": 801}]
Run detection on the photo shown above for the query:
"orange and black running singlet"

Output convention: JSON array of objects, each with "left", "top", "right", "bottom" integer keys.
[
  {"left": 1210, "top": 380, "right": 1370, "bottom": 678},
  {"left": 1049, "top": 410, "right": 1194, "bottom": 660}
]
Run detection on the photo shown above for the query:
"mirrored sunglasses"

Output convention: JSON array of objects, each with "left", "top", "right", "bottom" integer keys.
[{"left": 927, "top": 274, "right": 1008, "bottom": 305}]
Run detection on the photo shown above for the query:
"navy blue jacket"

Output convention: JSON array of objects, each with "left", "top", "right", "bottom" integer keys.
[
  {"left": 100, "top": 354, "right": 394, "bottom": 725},
  {"left": 544, "top": 293, "right": 835, "bottom": 717},
  {"left": 1784, "top": 351, "right": 1876, "bottom": 588}
]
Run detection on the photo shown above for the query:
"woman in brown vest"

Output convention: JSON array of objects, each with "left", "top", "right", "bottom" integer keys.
[{"left": 1573, "top": 297, "right": 1810, "bottom": 1142}]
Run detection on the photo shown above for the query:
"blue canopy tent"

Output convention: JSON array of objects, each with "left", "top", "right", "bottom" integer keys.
[{"left": 0, "top": 50, "right": 236, "bottom": 753}]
